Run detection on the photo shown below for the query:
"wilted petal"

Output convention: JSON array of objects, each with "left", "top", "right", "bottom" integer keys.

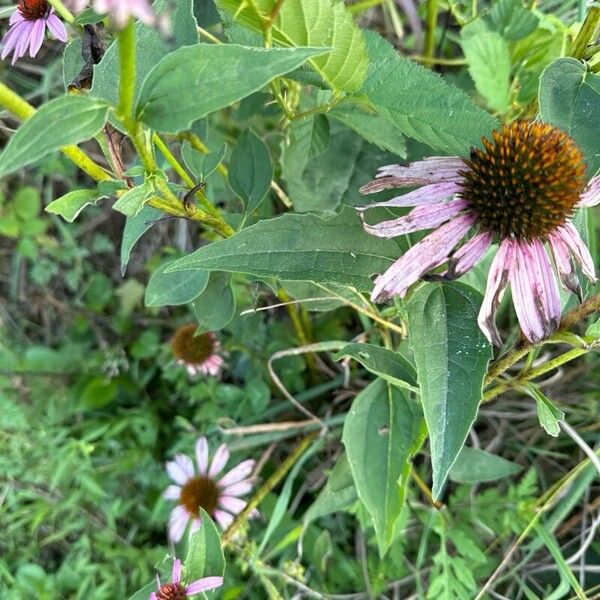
[
  {"left": 185, "top": 577, "right": 224, "bottom": 595},
  {"left": 548, "top": 233, "right": 581, "bottom": 298},
  {"left": 371, "top": 214, "right": 476, "bottom": 302},
  {"left": 510, "top": 240, "right": 561, "bottom": 343},
  {"left": 360, "top": 198, "right": 467, "bottom": 238},
  {"left": 359, "top": 157, "right": 465, "bottom": 193},
  {"left": 578, "top": 175, "right": 600, "bottom": 208},
  {"left": 554, "top": 221, "right": 597, "bottom": 282},
  {"left": 478, "top": 239, "right": 514, "bottom": 346},
  {"left": 447, "top": 231, "right": 494, "bottom": 279},
  {"left": 208, "top": 444, "right": 230, "bottom": 478},
  {"left": 358, "top": 181, "right": 462, "bottom": 211},
  {"left": 195, "top": 437, "right": 209, "bottom": 475},
  {"left": 218, "top": 459, "right": 255, "bottom": 488}
]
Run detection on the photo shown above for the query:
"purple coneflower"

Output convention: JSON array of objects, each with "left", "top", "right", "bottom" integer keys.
[
  {"left": 1, "top": 0, "right": 67, "bottom": 65},
  {"left": 359, "top": 120, "right": 599, "bottom": 345},
  {"left": 164, "top": 437, "right": 255, "bottom": 542},
  {"left": 91, "top": 0, "right": 154, "bottom": 27},
  {"left": 150, "top": 558, "right": 223, "bottom": 600},
  {"left": 171, "top": 325, "right": 225, "bottom": 378}
]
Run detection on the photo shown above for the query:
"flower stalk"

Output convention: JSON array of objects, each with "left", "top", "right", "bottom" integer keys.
[{"left": 47, "top": 0, "right": 75, "bottom": 24}]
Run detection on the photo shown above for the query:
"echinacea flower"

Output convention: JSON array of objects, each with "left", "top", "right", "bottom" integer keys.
[
  {"left": 359, "top": 120, "right": 599, "bottom": 345},
  {"left": 165, "top": 437, "right": 255, "bottom": 542},
  {"left": 150, "top": 558, "right": 223, "bottom": 600},
  {"left": 171, "top": 324, "right": 225, "bottom": 378},
  {"left": 1, "top": 0, "right": 67, "bottom": 65},
  {"left": 90, "top": 0, "right": 154, "bottom": 28}
]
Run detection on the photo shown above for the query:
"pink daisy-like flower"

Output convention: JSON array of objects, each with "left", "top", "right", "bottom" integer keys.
[
  {"left": 164, "top": 437, "right": 255, "bottom": 542},
  {"left": 91, "top": 0, "right": 155, "bottom": 28},
  {"left": 1, "top": 0, "right": 67, "bottom": 65},
  {"left": 359, "top": 120, "right": 599, "bottom": 345},
  {"left": 171, "top": 324, "right": 225, "bottom": 378},
  {"left": 150, "top": 558, "right": 223, "bottom": 600}
]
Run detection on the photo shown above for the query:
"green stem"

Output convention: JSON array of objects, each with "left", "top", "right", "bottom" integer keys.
[
  {"left": 423, "top": 0, "right": 440, "bottom": 68},
  {"left": 570, "top": 6, "right": 600, "bottom": 60},
  {"left": 48, "top": 0, "right": 75, "bottom": 24},
  {"left": 117, "top": 20, "right": 136, "bottom": 131},
  {"left": 221, "top": 432, "right": 319, "bottom": 546}
]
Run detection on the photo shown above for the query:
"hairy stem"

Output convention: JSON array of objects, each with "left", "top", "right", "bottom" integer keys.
[{"left": 570, "top": 6, "right": 600, "bottom": 60}]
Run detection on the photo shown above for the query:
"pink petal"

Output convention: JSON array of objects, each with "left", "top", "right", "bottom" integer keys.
[
  {"left": 189, "top": 518, "right": 202, "bottom": 535},
  {"left": 163, "top": 485, "right": 181, "bottom": 500},
  {"left": 168, "top": 506, "right": 190, "bottom": 543},
  {"left": 554, "top": 222, "right": 597, "bottom": 282},
  {"left": 14, "top": 21, "right": 33, "bottom": 64},
  {"left": 218, "top": 459, "right": 255, "bottom": 488},
  {"left": 9, "top": 11, "right": 25, "bottom": 26},
  {"left": 548, "top": 233, "right": 581, "bottom": 298},
  {"left": 510, "top": 240, "right": 561, "bottom": 343},
  {"left": 174, "top": 453, "right": 195, "bottom": 479},
  {"left": 221, "top": 479, "right": 253, "bottom": 497},
  {"left": 195, "top": 437, "right": 209, "bottom": 475},
  {"left": 1, "top": 21, "right": 27, "bottom": 61},
  {"left": 185, "top": 577, "right": 224, "bottom": 595},
  {"left": 360, "top": 198, "right": 467, "bottom": 238},
  {"left": 219, "top": 495, "right": 247, "bottom": 514},
  {"left": 448, "top": 231, "right": 494, "bottom": 279},
  {"left": 358, "top": 181, "right": 462, "bottom": 211},
  {"left": 578, "top": 175, "right": 600, "bottom": 208},
  {"left": 172, "top": 559, "right": 182, "bottom": 585},
  {"left": 478, "top": 238, "right": 514, "bottom": 346},
  {"left": 371, "top": 213, "right": 476, "bottom": 302},
  {"left": 213, "top": 509, "right": 235, "bottom": 530},
  {"left": 28, "top": 19, "right": 45, "bottom": 57},
  {"left": 208, "top": 444, "right": 230, "bottom": 478},
  {"left": 45, "top": 12, "right": 68, "bottom": 43},
  {"left": 186, "top": 364, "right": 198, "bottom": 378},
  {"left": 166, "top": 459, "right": 190, "bottom": 486},
  {"left": 150, "top": 593, "right": 157, "bottom": 600},
  {"left": 360, "top": 157, "right": 465, "bottom": 193}
]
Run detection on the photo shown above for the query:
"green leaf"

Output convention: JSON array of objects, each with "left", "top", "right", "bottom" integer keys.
[
  {"left": 120, "top": 205, "right": 162, "bottom": 275},
  {"left": 193, "top": 272, "right": 237, "bottom": 331},
  {"left": 165, "top": 207, "right": 399, "bottom": 291},
  {"left": 181, "top": 142, "right": 227, "bottom": 181},
  {"left": 184, "top": 510, "right": 225, "bottom": 581},
  {"left": 333, "top": 342, "right": 417, "bottom": 392},
  {"left": 0, "top": 96, "right": 109, "bottom": 178},
  {"left": 361, "top": 32, "right": 497, "bottom": 154},
  {"left": 228, "top": 130, "right": 273, "bottom": 214},
  {"left": 136, "top": 44, "right": 328, "bottom": 132},
  {"left": 113, "top": 182, "right": 153, "bottom": 217},
  {"left": 287, "top": 114, "right": 331, "bottom": 167},
  {"left": 63, "top": 38, "right": 86, "bottom": 88},
  {"left": 304, "top": 453, "right": 357, "bottom": 523},
  {"left": 13, "top": 187, "right": 40, "bottom": 220},
  {"left": 81, "top": 378, "right": 118, "bottom": 409},
  {"left": 128, "top": 582, "right": 158, "bottom": 600},
  {"left": 539, "top": 57, "right": 600, "bottom": 175},
  {"left": 461, "top": 21, "right": 511, "bottom": 114},
  {"left": 486, "top": 0, "right": 539, "bottom": 41},
  {"left": 449, "top": 447, "right": 522, "bottom": 483},
  {"left": 145, "top": 260, "right": 210, "bottom": 307},
  {"left": 343, "top": 379, "right": 426, "bottom": 556},
  {"left": 217, "top": 0, "right": 368, "bottom": 92},
  {"left": 46, "top": 189, "right": 99, "bottom": 222},
  {"left": 328, "top": 102, "right": 407, "bottom": 157},
  {"left": 406, "top": 282, "right": 492, "bottom": 500},
  {"left": 523, "top": 383, "right": 564, "bottom": 437}
]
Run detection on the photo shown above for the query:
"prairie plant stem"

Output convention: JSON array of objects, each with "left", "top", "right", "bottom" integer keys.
[
  {"left": 117, "top": 20, "right": 137, "bottom": 131},
  {"left": 423, "top": 0, "right": 440, "bottom": 68},
  {"left": 48, "top": 0, "right": 75, "bottom": 23},
  {"left": 570, "top": 6, "right": 600, "bottom": 59}
]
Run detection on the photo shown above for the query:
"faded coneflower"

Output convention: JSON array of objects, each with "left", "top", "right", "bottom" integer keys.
[
  {"left": 150, "top": 558, "right": 223, "bottom": 600},
  {"left": 171, "top": 324, "right": 224, "bottom": 378},
  {"left": 90, "top": 0, "right": 154, "bottom": 28},
  {"left": 359, "top": 120, "right": 599, "bottom": 345},
  {"left": 164, "top": 437, "right": 255, "bottom": 542},
  {"left": 1, "top": 0, "right": 67, "bottom": 65}
]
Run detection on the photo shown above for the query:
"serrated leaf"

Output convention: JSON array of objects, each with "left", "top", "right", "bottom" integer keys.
[
  {"left": 136, "top": 44, "right": 328, "bottom": 132},
  {"left": 145, "top": 260, "right": 210, "bottom": 307},
  {"left": 361, "top": 32, "right": 497, "bottom": 155},
  {"left": 165, "top": 207, "right": 399, "bottom": 291},
  {"left": 217, "top": 0, "right": 368, "bottom": 92},
  {"left": 461, "top": 21, "right": 511, "bottom": 114},
  {"left": 46, "top": 189, "right": 99, "bottom": 222},
  {"left": 406, "top": 282, "right": 492, "bottom": 500},
  {"left": 334, "top": 342, "right": 417, "bottom": 392},
  {"left": 486, "top": 0, "right": 539, "bottom": 41},
  {"left": 449, "top": 447, "right": 522, "bottom": 483},
  {"left": 228, "top": 130, "right": 273, "bottom": 214},
  {"left": 343, "top": 379, "right": 426, "bottom": 556},
  {"left": 0, "top": 96, "right": 108, "bottom": 178},
  {"left": 193, "top": 272, "right": 236, "bottom": 331},
  {"left": 539, "top": 57, "right": 600, "bottom": 176}
]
